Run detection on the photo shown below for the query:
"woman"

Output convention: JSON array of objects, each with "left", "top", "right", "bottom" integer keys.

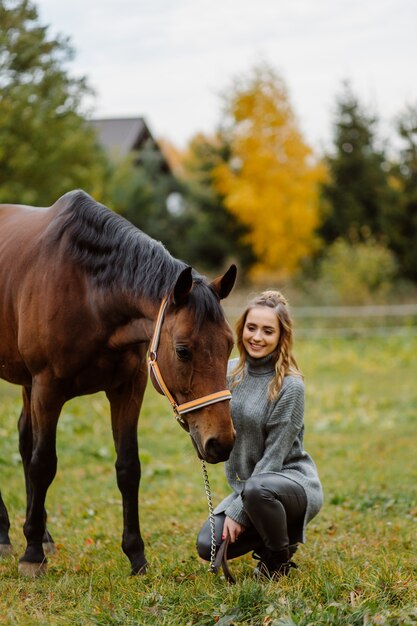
[{"left": 197, "top": 291, "right": 323, "bottom": 579}]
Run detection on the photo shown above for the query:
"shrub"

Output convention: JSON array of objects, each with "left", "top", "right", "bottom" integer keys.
[{"left": 318, "top": 237, "right": 398, "bottom": 304}]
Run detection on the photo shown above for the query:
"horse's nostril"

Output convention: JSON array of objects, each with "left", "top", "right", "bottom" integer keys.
[{"left": 205, "top": 437, "right": 232, "bottom": 463}]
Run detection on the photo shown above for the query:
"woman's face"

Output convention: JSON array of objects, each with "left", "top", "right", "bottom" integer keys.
[{"left": 242, "top": 306, "right": 280, "bottom": 359}]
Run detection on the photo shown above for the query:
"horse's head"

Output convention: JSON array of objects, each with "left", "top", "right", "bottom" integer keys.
[{"left": 149, "top": 265, "right": 237, "bottom": 464}]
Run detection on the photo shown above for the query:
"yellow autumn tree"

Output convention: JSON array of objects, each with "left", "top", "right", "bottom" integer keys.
[{"left": 215, "top": 64, "right": 326, "bottom": 278}]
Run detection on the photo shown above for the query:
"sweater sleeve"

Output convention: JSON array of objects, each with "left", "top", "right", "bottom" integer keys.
[
  {"left": 224, "top": 495, "right": 251, "bottom": 527},
  {"left": 252, "top": 377, "right": 305, "bottom": 475}
]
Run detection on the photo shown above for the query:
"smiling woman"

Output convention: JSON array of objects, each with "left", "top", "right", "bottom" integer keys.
[
  {"left": 242, "top": 307, "right": 281, "bottom": 359},
  {"left": 197, "top": 290, "right": 323, "bottom": 581}
]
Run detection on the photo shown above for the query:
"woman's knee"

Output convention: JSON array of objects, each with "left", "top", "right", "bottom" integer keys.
[
  {"left": 196, "top": 513, "right": 226, "bottom": 560},
  {"left": 242, "top": 474, "right": 270, "bottom": 510},
  {"left": 196, "top": 521, "right": 213, "bottom": 561}
]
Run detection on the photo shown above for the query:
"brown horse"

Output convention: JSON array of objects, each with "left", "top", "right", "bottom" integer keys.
[{"left": 0, "top": 190, "right": 236, "bottom": 577}]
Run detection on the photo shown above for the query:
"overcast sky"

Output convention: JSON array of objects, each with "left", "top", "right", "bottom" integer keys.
[{"left": 35, "top": 0, "right": 417, "bottom": 152}]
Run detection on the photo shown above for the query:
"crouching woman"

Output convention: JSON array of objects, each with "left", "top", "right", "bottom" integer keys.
[{"left": 197, "top": 291, "right": 323, "bottom": 579}]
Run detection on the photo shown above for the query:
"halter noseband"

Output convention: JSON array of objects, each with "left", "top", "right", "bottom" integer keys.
[{"left": 147, "top": 295, "right": 232, "bottom": 430}]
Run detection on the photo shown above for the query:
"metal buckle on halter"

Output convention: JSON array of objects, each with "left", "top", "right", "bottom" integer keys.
[
  {"left": 174, "top": 412, "right": 189, "bottom": 431},
  {"left": 173, "top": 405, "right": 189, "bottom": 431}
]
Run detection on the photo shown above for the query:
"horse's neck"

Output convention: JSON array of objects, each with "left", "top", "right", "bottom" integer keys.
[
  {"left": 97, "top": 286, "right": 161, "bottom": 323},
  {"left": 99, "top": 289, "right": 162, "bottom": 349}
]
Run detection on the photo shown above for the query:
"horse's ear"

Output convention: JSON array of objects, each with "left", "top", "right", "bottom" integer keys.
[
  {"left": 173, "top": 266, "right": 193, "bottom": 304},
  {"left": 211, "top": 264, "right": 237, "bottom": 300}
]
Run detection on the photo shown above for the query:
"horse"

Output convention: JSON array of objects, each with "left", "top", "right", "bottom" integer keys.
[{"left": 0, "top": 189, "right": 237, "bottom": 577}]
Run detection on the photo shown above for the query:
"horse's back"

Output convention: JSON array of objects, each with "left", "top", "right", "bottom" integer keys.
[
  {"left": 0, "top": 193, "right": 81, "bottom": 275},
  {"left": 0, "top": 196, "right": 65, "bottom": 240}
]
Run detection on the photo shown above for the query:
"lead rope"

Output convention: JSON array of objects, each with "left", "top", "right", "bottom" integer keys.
[
  {"left": 201, "top": 459, "right": 236, "bottom": 584},
  {"left": 200, "top": 459, "right": 217, "bottom": 571}
]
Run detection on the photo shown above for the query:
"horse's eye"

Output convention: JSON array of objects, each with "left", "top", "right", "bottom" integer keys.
[{"left": 176, "top": 345, "right": 191, "bottom": 361}]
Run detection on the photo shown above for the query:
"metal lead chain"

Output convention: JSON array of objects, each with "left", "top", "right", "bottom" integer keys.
[{"left": 200, "top": 458, "right": 217, "bottom": 571}]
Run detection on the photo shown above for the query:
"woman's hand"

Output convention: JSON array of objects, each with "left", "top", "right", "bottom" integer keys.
[{"left": 222, "top": 516, "right": 246, "bottom": 543}]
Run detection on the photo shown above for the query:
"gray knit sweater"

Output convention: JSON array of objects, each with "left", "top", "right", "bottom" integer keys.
[{"left": 213, "top": 355, "right": 323, "bottom": 541}]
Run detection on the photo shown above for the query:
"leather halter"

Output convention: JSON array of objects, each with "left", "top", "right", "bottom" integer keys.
[{"left": 147, "top": 295, "right": 232, "bottom": 429}]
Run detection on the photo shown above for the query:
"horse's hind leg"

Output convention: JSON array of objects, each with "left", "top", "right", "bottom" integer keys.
[
  {"left": 18, "top": 386, "right": 56, "bottom": 556},
  {"left": 0, "top": 491, "right": 13, "bottom": 556},
  {"left": 106, "top": 371, "right": 148, "bottom": 576},
  {"left": 18, "top": 379, "right": 63, "bottom": 577}
]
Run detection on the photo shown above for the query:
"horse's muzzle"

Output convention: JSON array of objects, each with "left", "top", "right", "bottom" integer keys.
[
  {"left": 190, "top": 430, "right": 235, "bottom": 464},
  {"left": 204, "top": 436, "right": 233, "bottom": 464}
]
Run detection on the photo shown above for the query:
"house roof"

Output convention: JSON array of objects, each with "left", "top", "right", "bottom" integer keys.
[
  {"left": 90, "top": 116, "right": 172, "bottom": 175},
  {"left": 89, "top": 117, "right": 152, "bottom": 159}
]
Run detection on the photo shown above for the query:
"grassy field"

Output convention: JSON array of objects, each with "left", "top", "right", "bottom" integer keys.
[{"left": 0, "top": 334, "right": 416, "bottom": 625}]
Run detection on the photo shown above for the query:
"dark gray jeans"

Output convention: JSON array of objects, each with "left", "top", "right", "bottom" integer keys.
[{"left": 197, "top": 473, "right": 307, "bottom": 561}]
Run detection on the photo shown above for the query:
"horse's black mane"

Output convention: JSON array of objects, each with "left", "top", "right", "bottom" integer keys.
[{"left": 52, "top": 190, "right": 224, "bottom": 324}]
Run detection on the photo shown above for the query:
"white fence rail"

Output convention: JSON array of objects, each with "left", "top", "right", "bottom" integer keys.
[
  {"left": 294, "top": 325, "right": 417, "bottom": 339},
  {"left": 291, "top": 304, "right": 417, "bottom": 318}
]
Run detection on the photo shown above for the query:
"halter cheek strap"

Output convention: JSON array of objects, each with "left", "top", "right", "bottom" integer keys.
[{"left": 147, "top": 295, "right": 231, "bottom": 428}]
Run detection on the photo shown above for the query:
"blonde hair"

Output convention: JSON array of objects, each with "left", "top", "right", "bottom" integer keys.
[{"left": 231, "top": 290, "right": 302, "bottom": 401}]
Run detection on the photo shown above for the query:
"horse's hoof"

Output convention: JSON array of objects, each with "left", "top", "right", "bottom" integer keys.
[
  {"left": 0, "top": 543, "right": 13, "bottom": 557},
  {"left": 43, "top": 541, "right": 56, "bottom": 556},
  {"left": 18, "top": 561, "right": 48, "bottom": 578},
  {"left": 131, "top": 561, "right": 148, "bottom": 576}
]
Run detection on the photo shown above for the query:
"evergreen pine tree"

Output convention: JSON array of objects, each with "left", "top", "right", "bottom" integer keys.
[
  {"left": 320, "top": 83, "right": 396, "bottom": 243},
  {"left": 383, "top": 105, "right": 417, "bottom": 281}
]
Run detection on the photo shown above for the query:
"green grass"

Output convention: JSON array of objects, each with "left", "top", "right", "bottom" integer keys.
[{"left": 0, "top": 335, "right": 416, "bottom": 625}]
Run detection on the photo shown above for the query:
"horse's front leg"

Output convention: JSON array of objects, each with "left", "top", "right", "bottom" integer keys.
[
  {"left": 18, "top": 378, "right": 63, "bottom": 577},
  {"left": 18, "top": 386, "right": 56, "bottom": 556},
  {"left": 106, "top": 371, "right": 147, "bottom": 575},
  {"left": 0, "top": 491, "right": 12, "bottom": 556}
]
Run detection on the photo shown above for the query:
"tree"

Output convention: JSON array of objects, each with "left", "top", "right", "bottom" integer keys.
[
  {"left": 382, "top": 105, "right": 417, "bottom": 282},
  {"left": 0, "top": 0, "right": 106, "bottom": 205},
  {"left": 179, "top": 132, "right": 256, "bottom": 274},
  {"left": 104, "top": 139, "right": 187, "bottom": 259},
  {"left": 214, "top": 63, "right": 325, "bottom": 278},
  {"left": 319, "top": 83, "right": 397, "bottom": 244}
]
